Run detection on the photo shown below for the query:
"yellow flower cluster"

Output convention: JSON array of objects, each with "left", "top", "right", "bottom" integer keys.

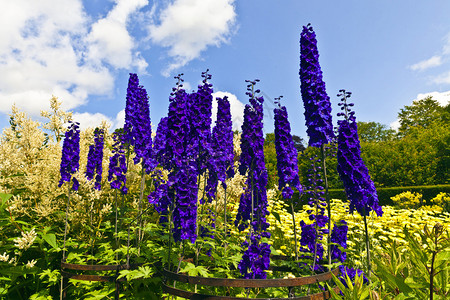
[
  {"left": 390, "top": 191, "right": 422, "bottom": 209},
  {"left": 431, "top": 192, "right": 450, "bottom": 206}
]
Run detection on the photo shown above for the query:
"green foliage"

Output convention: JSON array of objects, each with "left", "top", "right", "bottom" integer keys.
[
  {"left": 397, "top": 97, "right": 446, "bottom": 137},
  {"left": 357, "top": 121, "right": 396, "bottom": 142},
  {"left": 373, "top": 223, "right": 450, "bottom": 299},
  {"left": 327, "top": 271, "right": 378, "bottom": 300}
]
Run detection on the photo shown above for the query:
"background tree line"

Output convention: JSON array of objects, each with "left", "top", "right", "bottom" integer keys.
[{"left": 264, "top": 97, "right": 450, "bottom": 189}]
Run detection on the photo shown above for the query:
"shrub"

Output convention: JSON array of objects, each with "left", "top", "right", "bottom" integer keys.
[{"left": 390, "top": 191, "right": 423, "bottom": 209}]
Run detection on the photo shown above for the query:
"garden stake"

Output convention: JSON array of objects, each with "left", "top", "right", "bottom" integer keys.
[
  {"left": 290, "top": 198, "right": 299, "bottom": 262},
  {"left": 363, "top": 209, "right": 371, "bottom": 276},
  {"left": 137, "top": 168, "right": 145, "bottom": 255},
  {"left": 115, "top": 189, "right": 118, "bottom": 261},
  {"left": 321, "top": 144, "right": 332, "bottom": 268},
  {"left": 60, "top": 184, "right": 71, "bottom": 300}
]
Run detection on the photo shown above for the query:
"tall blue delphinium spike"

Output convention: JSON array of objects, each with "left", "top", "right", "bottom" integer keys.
[
  {"left": 85, "top": 128, "right": 104, "bottom": 190},
  {"left": 123, "top": 73, "right": 155, "bottom": 173},
  {"left": 108, "top": 130, "right": 128, "bottom": 195},
  {"left": 188, "top": 70, "right": 213, "bottom": 174},
  {"left": 236, "top": 80, "right": 270, "bottom": 279},
  {"left": 336, "top": 89, "right": 382, "bottom": 275},
  {"left": 149, "top": 74, "right": 199, "bottom": 243},
  {"left": 59, "top": 121, "right": 80, "bottom": 191},
  {"left": 300, "top": 23, "right": 336, "bottom": 267},
  {"left": 336, "top": 90, "right": 382, "bottom": 217},
  {"left": 134, "top": 85, "right": 156, "bottom": 173},
  {"left": 299, "top": 24, "right": 334, "bottom": 147},
  {"left": 206, "top": 95, "right": 234, "bottom": 201},
  {"left": 124, "top": 73, "right": 140, "bottom": 147},
  {"left": 273, "top": 97, "right": 302, "bottom": 199},
  {"left": 299, "top": 155, "right": 329, "bottom": 271}
]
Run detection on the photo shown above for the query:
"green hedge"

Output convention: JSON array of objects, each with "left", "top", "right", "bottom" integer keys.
[{"left": 293, "top": 184, "right": 450, "bottom": 208}]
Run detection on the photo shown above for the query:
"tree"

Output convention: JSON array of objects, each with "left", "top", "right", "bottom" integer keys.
[
  {"left": 292, "top": 135, "right": 306, "bottom": 152},
  {"left": 397, "top": 96, "right": 445, "bottom": 137},
  {"left": 357, "top": 121, "right": 395, "bottom": 142}
]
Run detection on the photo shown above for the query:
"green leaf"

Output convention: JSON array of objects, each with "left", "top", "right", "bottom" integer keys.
[
  {"left": 42, "top": 233, "right": 58, "bottom": 249},
  {"left": 271, "top": 211, "right": 282, "bottom": 224}
]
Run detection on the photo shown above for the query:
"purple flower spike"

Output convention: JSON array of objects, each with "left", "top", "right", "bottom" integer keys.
[
  {"left": 300, "top": 24, "right": 334, "bottom": 147},
  {"left": 238, "top": 235, "right": 271, "bottom": 279},
  {"left": 108, "top": 130, "right": 128, "bottom": 194},
  {"left": 153, "top": 117, "right": 169, "bottom": 168},
  {"left": 330, "top": 220, "right": 348, "bottom": 262},
  {"left": 273, "top": 99, "right": 302, "bottom": 198},
  {"left": 235, "top": 80, "right": 270, "bottom": 235},
  {"left": 59, "top": 121, "right": 80, "bottom": 191},
  {"left": 236, "top": 80, "right": 271, "bottom": 279},
  {"left": 85, "top": 128, "right": 104, "bottom": 190},
  {"left": 124, "top": 73, "right": 155, "bottom": 173},
  {"left": 336, "top": 90, "right": 383, "bottom": 217},
  {"left": 206, "top": 95, "right": 234, "bottom": 201}
]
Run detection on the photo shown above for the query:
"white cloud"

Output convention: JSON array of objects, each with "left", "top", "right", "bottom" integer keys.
[
  {"left": 148, "top": 0, "right": 237, "bottom": 76},
  {"left": 415, "top": 90, "right": 450, "bottom": 106},
  {"left": 410, "top": 55, "right": 442, "bottom": 71},
  {"left": 73, "top": 112, "right": 113, "bottom": 131},
  {"left": 113, "top": 109, "right": 126, "bottom": 130},
  {"left": 212, "top": 91, "right": 244, "bottom": 131},
  {"left": 87, "top": 0, "right": 148, "bottom": 72},
  {"left": 389, "top": 119, "right": 400, "bottom": 131},
  {"left": 433, "top": 71, "right": 450, "bottom": 85},
  {"left": 0, "top": 0, "right": 148, "bottom": 118}
]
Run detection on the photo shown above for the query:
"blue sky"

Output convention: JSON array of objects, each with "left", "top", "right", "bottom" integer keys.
[{"left": 1, "top": 0, "right": 450, "bottom": 140}]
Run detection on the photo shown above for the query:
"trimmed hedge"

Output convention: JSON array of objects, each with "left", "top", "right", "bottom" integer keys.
[{"left": 293, "top": 184, "right": 450, "bottom": 208}]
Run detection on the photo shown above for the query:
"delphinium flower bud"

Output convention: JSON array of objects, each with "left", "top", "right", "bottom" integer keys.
[
  {"left": 59, "top": 121, "right": 80, "bottom": 191},
  {"left": 336, "top": 90, "right": 383, "bottom": 217},
  {"left": 206, "top": 96, "right": 234, "bottom": 201},
  {"left": 108, "top": 130, "right": 128, "bottom": 194},
  {"left": 85, "top": 128, "right": 104, "bottom": 190},
  {"left": 235, "top": 80, "right": 270, "bottom": 279},
  {"left": 299, "top": 24, "right": 334, "bottom": 147},
  {"left": 273, "top": 97, "right": 302, "bottom": 199}
]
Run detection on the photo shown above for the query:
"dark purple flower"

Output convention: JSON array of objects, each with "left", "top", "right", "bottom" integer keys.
[
  {"left": 235, "top": 80, "right": 270, "bottom": 235},
  {"left": 238, "top": 235, "right": 271, "bottom": 279},
  {"left": 336, "top": 91, "right": 383, "bottom": 217},
  {"left": 235, "top": 80, "right": 271, "bottom": 279},
  {"left": 85, "top": 128, "right": 104, "bottom": 190},
  {"left": 273, "top": 101, "right": 302, "bottom": 198},
  {"left": 330, "top": 220, "right": 348, "bottom": 262},
  {"left": 153, "top": 117, "right": 168, "bottom": 168},
  {"left": 206, "top": 95, "right": 234, "bottom": 201},
  {"left": 149, "top": 74, "right": 199, "bottom": 243},
  {"left": 172, "top": 161, "right": 198, "bottom": 243},
  {"left": 59, "top": 121, "right": 80, "bottom": 191},
  {"left": 124, "top": 73, "right": 155, "bottom": 173},
  {"left": 188, "top": 70, "right": 213, "bottom": 174},
  {"left": 108, "top": 130, "right": 128, "bottom": 194},
  {"left": 300, "top": 24, "right": 334, "bottom": 147},
  {"left": 299, "top": 220, "right": 324, "bottom": 261},
  {"left": 338, "top": 265, "right": 368, "bottom": 287}
]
